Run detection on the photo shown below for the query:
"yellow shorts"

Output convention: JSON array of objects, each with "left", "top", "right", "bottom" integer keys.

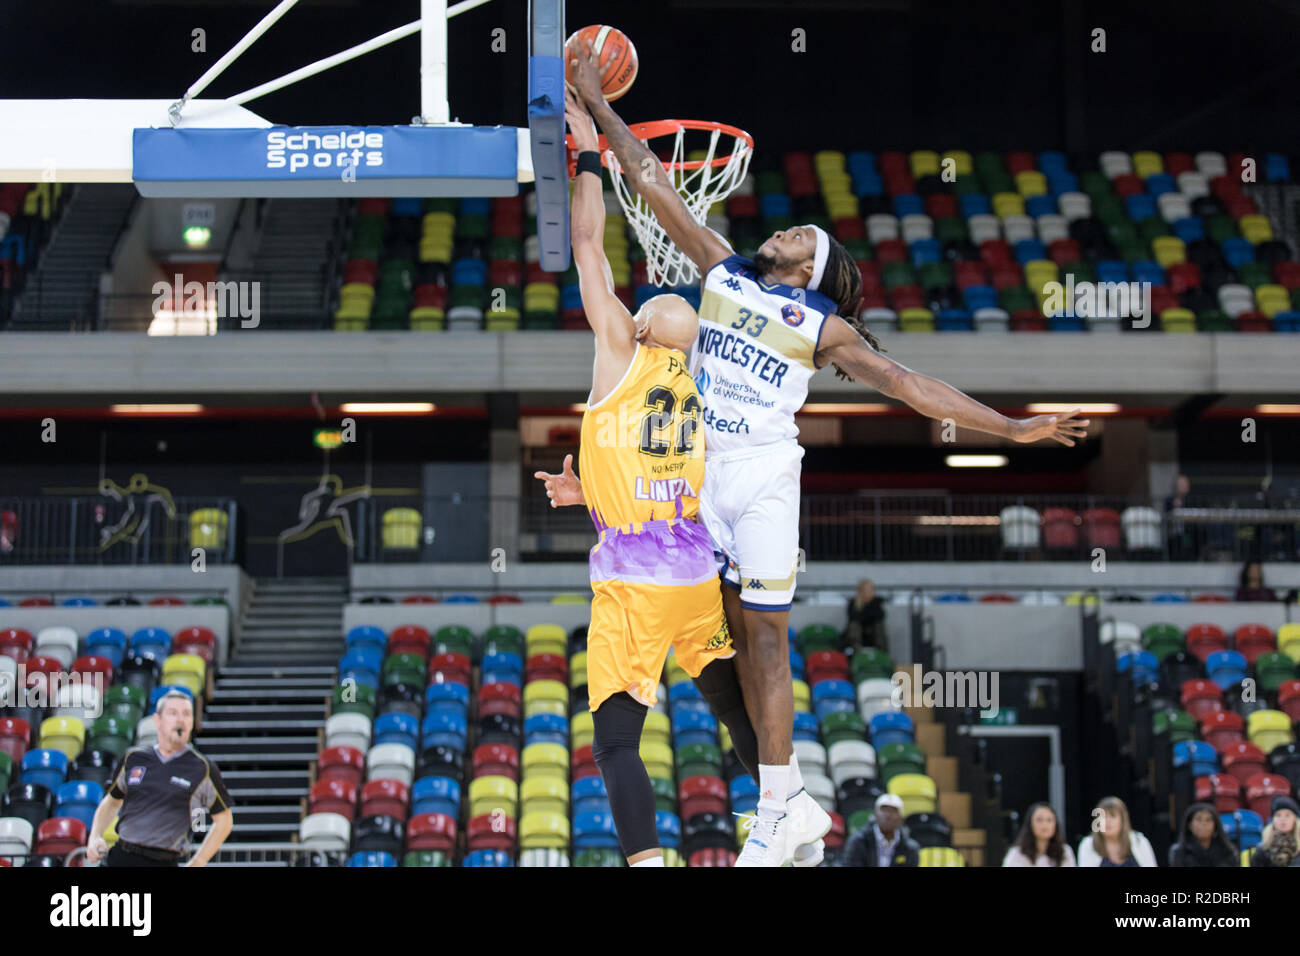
[{"left": 585, "top": 518, "right": 734, "bottom": 712}]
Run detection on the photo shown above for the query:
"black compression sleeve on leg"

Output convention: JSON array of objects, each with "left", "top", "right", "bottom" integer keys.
[
  {"left": 591, "top": 692, "right": 659, "bottom": 858},
  {"left": 693, "top": 657, "right": 760, "bottom": 782}
]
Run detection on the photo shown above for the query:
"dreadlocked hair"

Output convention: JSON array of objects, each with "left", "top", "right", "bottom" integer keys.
[{"left": 817, "top": 233, "right": 884, "bottom": 380}]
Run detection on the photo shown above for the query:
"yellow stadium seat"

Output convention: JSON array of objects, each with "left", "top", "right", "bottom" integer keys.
[
  {"left": 1024, "top": 259, "right": 1060, "bottom": 284},
  {"left": 334, "top": 315, "right": 368, "bottom": 331},
  {"left": 642, "top": 711, "right": 670, "bottom": 746},
  {"left": 339, "top": 282, "right": 375, "bottom": 301},
  {"left": 662, "top": 847, "right": 686, "bottom": 867},
  {"left": 419, "top": 244, "right": 452, "bottom": 264},
  {"left": 468, "top": 775, "right": 517, "bottom": 819},
  {"left": 1160, "top": 308, "right": 1197, "bottom": 332},
  {"left": 1247, "top": 710, "right": 1294, "bottom": 752},
  {"left": 104, "top": 815, "right": 120, "bottom": 847},
  {"left": 992, "top": 192, "right": 1025, "bottom": 218},
  {"left": 941, "top": 150, "right": 973, "bottom": 176},
  {"left": 1278, "top": 623, "right": 1300, "bottom": 662},
  {"left": 1152, "top": 236, "right": 1186, "bottom": 267},
  {"left": 814, "top": 150, "right": 846, "bottom": 173},
  {"left": 888, "top": 773, "right": 937, "bottom": 815},
  {"left": 526, "top": 624, "right": 567, "bottom": 648},
  {"left": 569, "top": 651, "right": 588, "bottom": 688},
  {"left": 1238, "top": 215, "right": 1272, "bottom": 243},
  {"left": 162, "top": 654, "right": 206, "bottom": 696},
  {"left": 1132, "top": 151, "right": 1163, "bottom": 178},
  {"left": 910, "top": 150, "right": 940, "bottom": 179},
  {"left": 40, "top": 716, "right": 85, "bottom": 762},
  {"left": 409, "top": 306, "right": 446, "bottom": 330},
  {"left": 381, "top": 508, "right": 421, "bottom": 549},
  {"left": 523, "top": 680, "right": 567, "bottom": 708},
  {"left": 521, "top": 743, "right": 568, "bottom": 779},
  {"left": 551, "top": 593, "right": 590, "bottom": 606},
  {"left": 898, "top": 307, "right": 934, "bottom": 332},
  {"left": 639, "top": 741, "right": 673, "bottom": 780},
  {"left": 423, "top": 211, "right": 455, "bottom": 232},
  {"left": 919, "top": 846, "right": 965, "bottom": 867},
  {"left": 519, "top": 810, "right": 569, "bottom": 849},
  {"left": 1064, "top": 591, "right": 1086, "bottom": 605},
  {"left": 792, "top": 679, "right": 811, "bottom": 712},
  {"left": 521, "top": 776, "right": 568, "bottom": 816},
  {"left": 524, "top": 698, "right": 567, "bottom": 719},
  {"left": 1014, "top": 171, "right": 1048, "bottom": 197},
  {"left": 189, "top": 508, "right": 228, "bottom": 550},
  {"left": 571, "top": 711, "right": 594, "bottom": 751}
]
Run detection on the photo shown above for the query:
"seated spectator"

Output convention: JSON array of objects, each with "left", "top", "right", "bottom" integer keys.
[
  {"left": 1003, "top": 802, "right": 1076, "bottom": 866},
  {"left": 1235, "top": 560, "right": 1277, "bottom": 602},
  {"left": 1077, "top": 796, "right": 1157, "bottom": 867},
  {"left": 845, "top": 578, "right": 886, "bottom": 650},
  {"left": 1168, "top": 802, "right": 1238, "bottom": 867},
  {"left": 843, "top": 793, "right": 919, "bottom": 867},
  {"left": 1251, "top": 796, "right": 1300, "bottom": 867}
]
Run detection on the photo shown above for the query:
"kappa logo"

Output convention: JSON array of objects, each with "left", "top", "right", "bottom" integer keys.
[
  {"left": 746, "top": 579, "right": 767, "bottom": 590},
  {"left": 781, "top": 303, "right": 805, "bottom": 326},
  {"left": 128, "top": 766, "right": 146, "bottom": 785},
  {"left": 722, "top": 277, "right": 742, "bottom": 292}
]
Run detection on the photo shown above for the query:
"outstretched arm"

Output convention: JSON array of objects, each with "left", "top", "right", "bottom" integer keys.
[
  {"left": 569, "top": 43, "right": 731, "bottom": 277},
  {"left": 815, "top": 314, "right": 1091, "bottom": 445},
  {"left": 534, "top": 453, "right": 586, "bottom": 508}
]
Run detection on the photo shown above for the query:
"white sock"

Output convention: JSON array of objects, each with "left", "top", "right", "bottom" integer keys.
[
  {"left": 758, "top": 764, "right": 790, "bottom": 815},
  {"left": 786, "top": 750, "right": 804, "bottom": 800},
  {"left": 631, "top": 856, "right": 664, "bottom": 867}
]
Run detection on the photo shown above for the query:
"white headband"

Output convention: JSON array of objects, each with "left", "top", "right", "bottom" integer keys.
[{"left": 809, "top": 225, "right": 830, "bottom": 292}]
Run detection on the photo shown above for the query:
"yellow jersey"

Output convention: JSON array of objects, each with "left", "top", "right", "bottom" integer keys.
[{"left": 579, "top": 344, "right": 704, "bottom": 532}]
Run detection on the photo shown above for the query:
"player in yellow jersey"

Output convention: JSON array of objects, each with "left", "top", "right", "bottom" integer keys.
[{"left": 554, "top": 89, "right": 747, "bottom": 867}]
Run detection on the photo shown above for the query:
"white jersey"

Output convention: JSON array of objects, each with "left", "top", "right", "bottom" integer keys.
[{"left": 690, "top": 255, "right": 835, "bottom": 455}]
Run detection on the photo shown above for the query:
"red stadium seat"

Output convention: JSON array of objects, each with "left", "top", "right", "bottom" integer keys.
[
  {"left": 1149, "top": 286, "right": 1178, "bottom": 314},
  {"left": 954, "top": 261, "right": 989, "bottom": 289},
  {"left": 1185, "top": 625, "right": 1227, "bottom": 662},
  {"left": 407, "top": 812, "right": 457, "bottom": 852},
  {"left": 1048, "top": 238, "right": 1081, "bottom": 266},
  {"left": 833, "top": 216, "right": 865, "bottom": 241},
  {"left": 1245, "top": 773, "right": 1292, "bottom": 819},
  {"left": 1273, "top": 262, "right": 1300, "bottom": 291},
  {"left": 991, "top": 266, "right": 1024, "bottom": 291},
  {"left": 472, "top": 743, "right": 519, "bottom": 781},
  {"left": 1009, "top": 310, "right": 1047, "bottom": 332},
  {"left": 806, "top": 650, "right": 850, "bottom": 686},
  {"left": 1167, "top": 263, "right": 1201, "bottom": 294},
  {"left": 344, "top": 259, "right": 378, "bottom": 285},
  {"left": 486, "top": 594, "right": 522, "bottom": 605},
  {"left": 1164, "top": 152, "right": 1195, "bottom": 176},
  {"left": 388, "top": 625, "right": 431, "bottom": 659},
  {"left": 1195, "top": 773, "right": 1242, "bottom": 813},
  {"left": 1279, "top": 681, "right": 1300, "bottom": 724},
  {"left": 35, "top": 817, "right": 87, "bottom": 855},
  {"left": 415, "top": 283, "right": 450, "bottom": 308},
  {"left": 148, "top": 596, "right": 185, "bottom": 607},
  {"left": 308, "top": 778, "right": 359, "bottom": 820},
  {"left": 466, "top": 812, "right": 516, "bottom": 852},
  {"left": 0, "top": 628, "right": 35, "bottom": 659},
  {"left": 979, "top": 593, "right": 1017, "bottom": 603},
  {"left": 980, "top": 240, "right": 1014, "bottom": 268},
  {"left": 1111, "top": 173, "right": 1144, "bottom": 197},
  {"left": 1082, "top": 508, "right": 1121, "bottom": 550},
  {"left": 1232, "top": 624, "right": 1275, "bottom": 664},
  {"left": 1180, "top": 679, "right": 1224, "bottom": 721},
  {"left": 24, "top": 655, "right": 62, "bottom": 688},
  {"left": 571, "top": 744, "right": 598, "bottom": 781},
  {"left": 1004, "top": 151, "right": 1036, "bottom": 174},
  {"left": 19, "top": 597, "right": 54, "bottom": 607},
  {"left": 1234, "top": 311, "right": 1272, "bottom": 333},
  {"left": 0, "top": 717, "right": 32, "bottom": 764},
  {"left": 924, "top": 194, "right": 958, "bottom": 219},
  {"left": 478, "top": 682, "right": 522, "bottom": 720},
  {"left": 689, "top": 848, "right": 736, "bottom": 867},
  {"left": 1200, "top": 710, "right": 1244, "bottom": 752},
  {"left": 318, "top": 745, "right": 366, "bottom": 788},
  {"left": 402, "top": 594, "right": 438, "bottom": 604},
  {"left": 1193, "top": 593, "right": 1229, "bottom": 603},
  {"left": 826, "top": 811, "right": 846, "bottom": 848},
  {"left": 360, "top": 778, "right": 410, "bottom": 819},
  {"left": 874, "top": 239, "right": 907, "bottom": 264},
  {"left": 1042, "top": 508, "right": 1079, "bottom": 550},
  {"left": 172, "top": 627, "right": 216, "bottom": 654},
  {"left": 70, "top": 656, "right": 114, "bottom": 687},
  {"left": 427, "top": 653, "right": 471, "bottom": 686},
  {"left": 856, "top": 260, "right": 882, "bottom": 289},
  {"left": 1221, "top": 742, "right": 1268, "bottom": 786},
  {"left": 679, "top": 775, "right": 727, "bottom": 819},
  {"left": 727, "top": 194, "right": 758, "bottom": 218},
  {"left": 525, "top": 653, "right": 567, "bottom": 683}
]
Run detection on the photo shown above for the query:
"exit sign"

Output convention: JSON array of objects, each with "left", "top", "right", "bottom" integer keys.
[{"left": 982, "top": 708, "right": 1018, "bottom": 725}]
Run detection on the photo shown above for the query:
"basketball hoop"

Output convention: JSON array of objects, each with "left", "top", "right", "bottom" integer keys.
[{"left": 567, "top": 119, "right": 754, "bottom": 288}]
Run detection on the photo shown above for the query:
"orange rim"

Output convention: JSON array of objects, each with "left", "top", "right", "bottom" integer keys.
[{"left": 566, "top": 119, "right": 754, "bottom": 173}]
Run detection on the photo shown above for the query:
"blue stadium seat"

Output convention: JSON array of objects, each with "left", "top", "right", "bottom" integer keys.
[
  {"left": 421, "top": 712, "right": 468, "bottom": 751},
  {"left": 460, "top": 197, "right": 491, "bottom": 216},
  {"left": 346, "top": 851, "right": 397, "bottom": 867},
  {"left": 1025, "top": 195, "right": 1056, "bottom": 218},
  {"left": 1205, "top": 650, "right": 1248, "bottom": 691},
  {"left": 338, "top": 648, "right": 382, "bottom": 690},
  {"left": 573, "top": 810, "right": 620, "bottom": 848},
  {"left": 893, "top": 194, "right": 924, "bottom": 217},
  {"left": 1125, "top": 195, "right": 1156, "bottom": 221},
  {"left": 656, "top": 811, "right": 681, "bottom": 849},
  {"left": 672, "top": 710, "right": 718, "bottom": 748},
  {"left": 960, "top": 194, "right": 992, "bottom": 217},
  {"left": 788, "top": 648, "right": 804, "bottom": 681},
  {"left": 55, "top": 780, "right": 103, "bottom": 830},
  {"left": 411, "top": 775, "right": 460, "bottom": 818},
  {"left": 344, "top": 625, "right": 386, "bottom": 654},
  {"left": 22, "top": 748, "right": 69, "bottom": 791},
  {"left": 1221, "top": 238, "right": 1255, "bottom": 267},
  {"left": 868, "top": 712, "right": 915, "bottom": 747},
  {"left": 729, "top": 775, "right": 759, "bottom": 814},
  {"left": 87, "top": 628, "right": 129, "bottom": 666},
  {"left": 443, "top": 594, "right": 480, "bottom": 604},
  {"left": 1144, "top": 173, "right": 1177, "bottom": 197},
  {"left": 1172, "top": 217, "right": 1204, "bottom": 243},
  {"left": 373, "top": 713, "right": 418, "bottom": 750},
  {"left": 792, "top": 711, "right": 820, "bottom": 742},
  {"left": 1013, "top": 239, "right": 1046, "bottom": 264},
  {"left": 524, "top": 713, "right": 568, "bottom": 747},
  {"left": 572, "top": 776, "right": 611, "bottom": 817},
  {"left": 1096, "top": 260, "right": 1129, "bottom": 284},
  {"left": 1173, "top": 740, "right": 1219, "bottom": 777},
  {"left": 1131, "top": 261, "right": 1166, "bottom": 287},
  {"left": 910, "top": 239, "right": 942, "bottom": 266},
  {"left": 425, "top": 682, "right": 470, "bottom": 716},
  {"left": 462, "top": 849, "right": 513, "bottom": 866}
]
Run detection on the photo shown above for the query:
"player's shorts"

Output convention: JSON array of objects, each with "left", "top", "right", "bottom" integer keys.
[
  {"left": 698, "top": 439, "right": 804, "bottom": 611},
  {"left": 587, "top": 517, "right": 734, "bottom": 713}
]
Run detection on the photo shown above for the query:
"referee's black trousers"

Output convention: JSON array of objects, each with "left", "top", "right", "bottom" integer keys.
[{"left": 106, "top": 846, "right": 180, "bottom": 867}]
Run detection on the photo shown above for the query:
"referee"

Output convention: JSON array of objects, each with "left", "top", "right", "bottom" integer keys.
[{"left": 86, "top": 690, "right": 234, "bottom": 867}]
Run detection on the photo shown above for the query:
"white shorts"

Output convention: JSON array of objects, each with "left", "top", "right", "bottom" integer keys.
[{"left": 698, "top": 440, "right": 804, "bottom": 611}]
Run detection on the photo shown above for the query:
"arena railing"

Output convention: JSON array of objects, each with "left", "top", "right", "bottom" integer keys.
[{"left": 0, "top": 495, "right": 237, "bottom": 566}]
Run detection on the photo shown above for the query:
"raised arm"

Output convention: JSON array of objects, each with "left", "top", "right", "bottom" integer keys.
[
  {"left": 569, "top": 43, "right": 731, "bottom": 277},
  {"left": 567, "top": 88, "right": 635, "bottom": 352},
  {"left": 815, "top": 314, "right": 1091, "bottom": 445}
]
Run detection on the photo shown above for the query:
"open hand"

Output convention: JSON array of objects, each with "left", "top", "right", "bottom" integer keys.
[
  {"left": 565, "top": 87, "right": 599, "bottom": 153},
  {"left": 1012, "top": 408, "right": 1090, "bottom": 446},
  {"left": 568, "top": 40, "right": 605, "bottom": 106}
]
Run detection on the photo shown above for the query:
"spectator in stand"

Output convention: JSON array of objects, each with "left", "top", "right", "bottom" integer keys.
[
  {"left": 1003, "top": 802, "right": 1076, "bottom": 866},
  {"left": 1234, "top": 560, "right": 1277, "bottom": 602},
  {"left": 844, "top": 578, "right": 886, "bottom": 651},
  {"left": 842, "top": 793, "right": 919, "bottom": 867},
  {"left": 1251, "top": 796, "right": 1300, "bottom": 867},
  {"left": 1168, "top": 802, "right": 1238, "bottom": 867},
  {"left": 1163, "top": 474, "right": 1196, "bottom": 560},
  {"left": 1077, "top": 796, "right": 1157, "bottom": 867}
]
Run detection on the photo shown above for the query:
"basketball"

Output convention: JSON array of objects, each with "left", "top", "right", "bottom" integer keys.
[{"left": 565, "top": 25, "right": 638, "bottom": 101}]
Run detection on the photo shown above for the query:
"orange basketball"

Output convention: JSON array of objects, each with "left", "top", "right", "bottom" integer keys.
[{"left": 565, "top": 25, "right": 638, "bottom": 102}]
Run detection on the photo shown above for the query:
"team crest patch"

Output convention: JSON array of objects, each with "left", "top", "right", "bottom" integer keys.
[
  {"left": 128, "top": 766, "right": 146, "bottom": 785},
  {"left": 781, "top": 303, "right": 805, "bottom": 326}
]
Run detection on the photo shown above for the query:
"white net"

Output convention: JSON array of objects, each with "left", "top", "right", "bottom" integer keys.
[{"left": 605, "top": 121, "right": 753, "bottom": 288}]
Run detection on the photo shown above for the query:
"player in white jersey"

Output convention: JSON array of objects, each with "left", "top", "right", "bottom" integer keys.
[{"left": 565, "top": 45, "right": 1089, "bottom": 866}]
